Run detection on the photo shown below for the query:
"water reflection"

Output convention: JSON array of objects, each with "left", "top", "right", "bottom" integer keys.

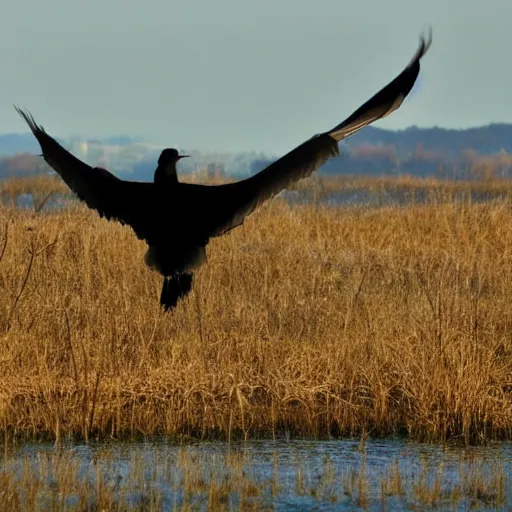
[{"left": 2, "top": 437, "right": 511, "bottom": 510}]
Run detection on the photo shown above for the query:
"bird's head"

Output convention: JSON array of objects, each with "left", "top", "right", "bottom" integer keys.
[{"left": 158, "top": 148, "right": 190, "bottom": 165}]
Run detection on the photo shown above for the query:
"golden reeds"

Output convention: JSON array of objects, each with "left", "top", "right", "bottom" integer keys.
[{"left": 0, "top": 176, "right": 511, "bottom": 443}]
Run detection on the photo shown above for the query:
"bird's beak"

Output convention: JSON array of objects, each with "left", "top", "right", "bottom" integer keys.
[{"left": 178, "top": 155, "right": 190, "bottom": 160}]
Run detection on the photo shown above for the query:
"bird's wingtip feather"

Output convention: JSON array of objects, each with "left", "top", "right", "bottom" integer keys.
[
  {"left": 13, "top": 105, "right": 45, "bottom": 135},
  {"left": 407, "top": 27, "right": 433, "bottom": 68}
]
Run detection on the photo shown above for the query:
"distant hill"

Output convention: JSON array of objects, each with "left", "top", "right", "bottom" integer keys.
[
  {"left": 4, "top": 123, "right": 512, "bottom": 158},
  {"left": 3, "top": 123, "right": 512, "bottom": 181},
  {"left": 344, "top": 124, "right": 512, "bottom": 156},
  {"left": 252, "top": 124, "right": 512, "bottom": 180},
  {"left": 0, "top": 133, "right": 146, "bottom": 158},
  {"left": 0, "top": 134, "right": 40, "bottom": 157}
]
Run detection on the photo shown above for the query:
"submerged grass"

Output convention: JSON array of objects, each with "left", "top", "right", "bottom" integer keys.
[
  {"left": 0, "top": 443, "right": 509, "bottom": 511},
  {"left": 0, "top": 176, "right": 511, "bottom": 444}
]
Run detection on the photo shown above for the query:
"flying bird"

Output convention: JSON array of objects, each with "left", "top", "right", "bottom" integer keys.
[{"left": 16, "top": 31, "right": 432, "bottom": 311}]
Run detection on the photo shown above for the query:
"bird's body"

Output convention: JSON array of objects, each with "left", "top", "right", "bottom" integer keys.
[{"left": 16, "top": 32, "right": 432, "bottom": 311}]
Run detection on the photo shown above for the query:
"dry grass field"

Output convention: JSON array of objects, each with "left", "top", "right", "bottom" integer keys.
[{"left": 0, "top": 175, "right": 511, "bottom": 444}]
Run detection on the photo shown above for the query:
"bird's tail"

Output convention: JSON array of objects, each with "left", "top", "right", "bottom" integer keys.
[{"left": 160, "top": 273, "right": 194, "bottom": 311}]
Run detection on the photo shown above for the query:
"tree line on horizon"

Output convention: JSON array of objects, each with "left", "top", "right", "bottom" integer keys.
[{"left": 3, "top": 123, "right": 512, "bottom": 181}]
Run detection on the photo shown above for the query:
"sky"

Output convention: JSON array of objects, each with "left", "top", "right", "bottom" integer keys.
[{"left": 1, "top": 0, "right": 511, "bottom": 153}]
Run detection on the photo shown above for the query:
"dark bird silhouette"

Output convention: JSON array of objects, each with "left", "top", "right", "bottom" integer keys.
[{"left": 15, "top": 32, "right": 432, "bottom": 311}]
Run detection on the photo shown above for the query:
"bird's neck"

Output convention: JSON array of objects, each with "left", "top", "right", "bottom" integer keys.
[{"left": 154, "top": 162, "right": 179, "bottom": 187}]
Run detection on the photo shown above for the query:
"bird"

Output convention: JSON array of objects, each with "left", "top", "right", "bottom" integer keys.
[{"left": 16, "top": 31, "right": 432, "bottom": 311}]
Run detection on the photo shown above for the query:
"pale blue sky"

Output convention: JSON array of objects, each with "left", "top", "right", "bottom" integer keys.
[{"left": 1, "top": 0, "right": 510, "bottom": 153}]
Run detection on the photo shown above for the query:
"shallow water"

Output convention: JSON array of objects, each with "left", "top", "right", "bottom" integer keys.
[
  {"left": 2, "top": 437, "right": 511, "bottom": 511},
  {"left": 283, "top": 188, "right": 509, "bottom": 207},
  {"left": 10, "top": 187, "right": 510, "bottom": 212}
]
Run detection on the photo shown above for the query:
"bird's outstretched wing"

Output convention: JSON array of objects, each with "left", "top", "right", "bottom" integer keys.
[
  {"left": 206, "top": 30, "right": 432, "bottom": 237},
  {"left": 15, "top": 107, "right": 156, "bottom": 242}
]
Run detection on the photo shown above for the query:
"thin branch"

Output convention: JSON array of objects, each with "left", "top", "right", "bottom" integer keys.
[{"left": 6, "top": 241, "right": 36, "bottom": 332}]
